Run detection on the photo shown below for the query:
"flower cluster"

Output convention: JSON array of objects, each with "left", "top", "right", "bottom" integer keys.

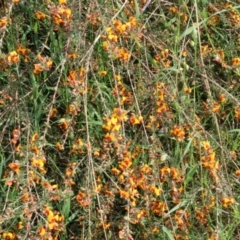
[
  {"left": 34, "top": 54, "right": 53, "bottom": 74},
  {"left": 38, "top": 206, "right": 65, "bottom": 239},
  {"left": 102, "top": 16, "right": 140, "bottom": 61},
  {"left": 200, "top": 141, "right": 219, "bottom": 181}
]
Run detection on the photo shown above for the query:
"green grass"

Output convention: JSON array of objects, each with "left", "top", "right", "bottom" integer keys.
[{"left": 1, "top": 0, "right": 240, "bottom": 239}]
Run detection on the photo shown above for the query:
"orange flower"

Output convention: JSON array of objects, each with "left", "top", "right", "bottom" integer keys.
[
  {"left": 49, "top": 108, "right": 58, "bottom": 118},
  {"left": 150, "top": 201, "right": 168, "bottom": 216},
  {"left": 35, "top": 11, "right": 46, "bottom": 20},
  {"left": 222, "top": 197, "right": 234, "bottom": 207},
  {"left": 8, "top": 162, "right": 20, "bottom": 173},
  {"left": 76, "top": 191, "right": 91, "bottom": 207},
  {"left": 169, "top": 6, "right": 179, "bottom": 13},
  {"left": 170, "top": 167, "right": 180, "bottom": 180},
  {"left": 7, "top": 51, "right": 19, "bottom": 64},
  {"left": 234, "top": 107, "right": 240, "bottom": 120},
  {"left": 58, "top": 118, "right": 70, "bottom": 131},
  {"left": 232, "top": 57, "right": 240, "bottom": 66},
  {"left": 128, "top": 16, "right": 137, "bottom": 27},
  {"left": 111, "top": 167, "right": 121, "bottom": 175},
  {"left": 65, "top": 165, "right": 76, "bottom": 178},
  {"left": 68, "top": 52, "right": 77, "bottom": 59},
  {"left": 170, "top": 125, "right": 185, "bottom": 142},
  {"left": 119, "top": 157, "right": 132, "bottom": 170},
  {"left": 56, "top": 142, "right": 64, "bottom": 150},
  {"left": 119, "top": 189, "right": 130, "bottom": 199},
  {"left": 212, "top": 101, "right": 221, "bottom": 113},
  {"left": 183, "top": 87, "right": 191, "bottom": 94},
  {"left": 218, "top": 94, "right": 226, "bottom": 103},
  {"left": 114, "top": 47, "right": 131, "bottom": 61},
  {"left": 129, "top": 114, "right": 143, "bottom": 125},
  {"left": 31, "top": 133, "right": 39, "bottom": 143},
  {"left": 140, "top": 164, "right": 152, "bottom": 174},
  {"left": 235, "top": 169, "right": 240, "bottom": 177},
  {"left": 67, "top": 103, "right": 80, "bottom": 115},
  {"left": 21, "top": 192, "right": 31, "bottom": 203},
  {"left": 34, "top": 63, "right": 44, "bottom": 74},
  {"left": 11, "top": 129, "right": 21, "bottom": 144},
  {"left": 17, "top": 44, "right": 31, "bottom": 56},
  {"left": 0, "top": 17, "right": 8, "bottom": 28},
  {"left": 160, "top": 166, "right": 171, "bottom": 175}
]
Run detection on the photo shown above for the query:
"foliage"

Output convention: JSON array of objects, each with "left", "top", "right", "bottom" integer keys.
[{"left": 1, "top": 0, "right": 240, "bottom": 239}]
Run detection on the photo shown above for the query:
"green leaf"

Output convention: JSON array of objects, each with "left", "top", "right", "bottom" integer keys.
[
  {"left": 162, "top": 226, "right": 175, "bottom": 240},
  {"left": 181, "top": 138, "right": 194, "bottom": 161},
  {"left": 62, "top": 198, "right": 71, "bottom": 219},
  {"left": 133, "top": 0, "right": 141, "bottom": 19},
  {"left": 33, "top": 21, "right": 38, "bottom": 33},
  {"left": 185, "top": 164, "right": 199, "bottom": 186},
  {"left": 164, "top": 200, "right": 188, "bottom": 217},
  {"left": 115, "top": 1, "right": 127, "bottom": 21},
  {"left": 228, "top": 129, "right": 240, "bottom": 133},
  {"left": 66, "top": 210, "right": 80, "bottom": 225}
]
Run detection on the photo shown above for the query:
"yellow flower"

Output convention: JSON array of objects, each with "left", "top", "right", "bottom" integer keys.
[
  {"left": 59, "top": 7, "right": 72, "bottom": 20},
  {"left": 201, "top": 141, "right": 212, "bottom": 151},
  {"left": 3, "top": 232, "right": 16, "bottom": 240},
  {"left": 149, "top": 185, "right": 162, "bottom": 196},
  {"left": 98, "top": 70, "right": 107, "bottom": 76},
  {"left": 38, "top": 226, "right": 46, "bottom": 236},
  {"left": 102, "top": 41, "right": 109, "bottom": 51},
  {"left": 108, "top": 33, "right": 118, "bottom": 42},
  {"left": 59, "top": 0, "right": 67, "bottom": 4},
  {"left": 31, "top": 156, "right": 46, "bottom": 172}
]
